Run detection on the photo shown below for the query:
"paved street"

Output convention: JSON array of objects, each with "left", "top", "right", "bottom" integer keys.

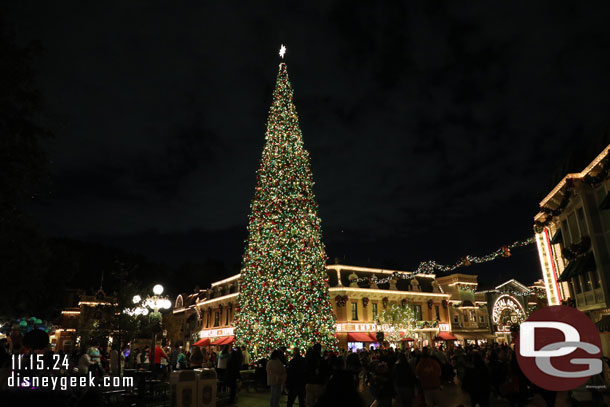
[{"left": 228, "top": 383, "right": 579, "bottom": 407}]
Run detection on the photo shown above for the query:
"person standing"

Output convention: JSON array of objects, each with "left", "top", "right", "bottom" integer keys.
[
  {"left": 190, "top": 346, "right": 203, "bottom": 369},
  {"left": 109, "top": 346, "right": 120, "bottom": 375},
  {"left": 286, "top": 348, "right": 307, "bottom": 407},
  {"left": 462, "top": 352, "right": 490, "bottom": 407},
  {"left": 153, "top": 344, "right": 169, "bottom": 376},
  {"left": 241, "top": 346, "right": 251, "bottom": 370},
  {"left": 305, "top": 344, "right": 328, "bottom": 407},
  {"left": 266, "top": 350, "right": 286, "bottom": 407},
  {"left": 226, "top": 346, "right": 243, "bottom": 404},
  {"left": 394, "top": 353, "right": 416, "bottom": 407},
  {"left": 415, "top": 348, "right": 442, "bottom": 407},
  {"left": 176, "top": 347, "right": 188, "bottom": 370},
  {"left": 169, "top": 344, "right": 179, "bottom": 372},
  {"left": 217, "top": 345, "right": 230, "bottom": 380}
]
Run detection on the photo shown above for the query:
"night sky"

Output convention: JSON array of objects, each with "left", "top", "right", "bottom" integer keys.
[{"left": 7, "top": 2, "right": 610, "bottom": 291}]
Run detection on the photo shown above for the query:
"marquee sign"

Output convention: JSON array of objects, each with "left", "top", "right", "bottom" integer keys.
[
  {"left": 492, "top": 294, "right": 525, "bottom": 333},
  {"left": 199, "top": 327, "right": 234, "bottom": 338},
  {"left": 535, "top": 228, "right": 562, "bottom": 305}
]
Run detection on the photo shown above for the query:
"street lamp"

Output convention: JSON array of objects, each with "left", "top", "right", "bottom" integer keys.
[{"left": 132, "top": 284, "right": 171, "bottom": 376}]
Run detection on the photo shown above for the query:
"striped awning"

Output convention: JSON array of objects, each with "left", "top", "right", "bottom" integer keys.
[
  {"left": 453, "top": 333, "right": 495, "bottom": 341},
  {"left": 347, "top": 332, "right": 377, "bottom": 342},
  {"left": 211, "top": 336, "right": 234, "bottom": 346},
  {"left": 551, "top": 229, "right": 563, "bottom": 244},
  {"left": 558, "top": 252, "right": 596, "bottom": 282},
  {"left": 435, "top": 332, "right": 457, "bottom": 341},
  {"left": 193, "top": 338, "right": 211, "bottom": 347}
]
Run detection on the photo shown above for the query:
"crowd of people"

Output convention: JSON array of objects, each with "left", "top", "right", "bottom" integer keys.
[
  {"left": 256, "top": 342, "right": 610, "bottom": 407},
  {"left": 3, "top": 333, "right": 610, "bottom": 406}
]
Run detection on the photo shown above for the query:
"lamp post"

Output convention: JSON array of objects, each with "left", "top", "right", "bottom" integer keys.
[{"left": 131, "top": 284, "right": 171, "bottom": 376}]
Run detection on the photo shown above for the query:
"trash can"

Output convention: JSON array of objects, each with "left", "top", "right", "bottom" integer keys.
[
  {"left": 194, "top": 368, "right": 217, "bottom": 407},
  {"left": 170, "top": 370, "right": 197, "bottom": 407}
]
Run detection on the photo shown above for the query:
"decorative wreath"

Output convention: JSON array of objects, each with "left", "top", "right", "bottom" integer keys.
[
  {"left": 427, "top": 299, "right": 433, "bottom": 309},
  {"left": 442, "top": 299, "right": 448, "bottom": 309},
  {"left": 362, "top": 297, "right": 369, "bottom": 307},
  {"left": 382, "top": 297, "right": 389, "bottom": 308},
  {"left": 335, "top": 295, "right": 348, "bottom": 307},
  {"left": 401, "top": 298, "right": 408, "bottom": 307}
]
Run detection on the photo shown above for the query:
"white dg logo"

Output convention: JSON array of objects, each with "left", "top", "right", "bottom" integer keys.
[{"left": 520, "top": 321, "right": 602, "bottom": 378}]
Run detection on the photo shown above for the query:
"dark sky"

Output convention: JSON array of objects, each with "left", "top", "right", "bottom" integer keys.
[{"left": 7, "top": 2, "right": 610, "bottom": 290}]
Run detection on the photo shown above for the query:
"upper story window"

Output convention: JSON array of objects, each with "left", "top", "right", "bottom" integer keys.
[
  {"left": 372, "top": 303, "right": 378, "bottom": 321},
  {"left": 577, "top": 207, "right": 588, "bottom": 235},
  {"left": 435, "top": 305, "right": 440, "bottom": 321},
  {"left": 413, "top": 305, "right": 422, "bottom": 321},
  {"left": 214, "top": 311, "right": 220, "bottom": 327},
  {"left": 351, "top": 302, "right": 358, "bottom": 320},
  {"left": 568, "top": 212, "right": 580, "bottom": 242},
  {"left": 225, "top": 308, "right": 230, "bottom": 325},
  {"left": 562, "top": 220, "right": 571, "bottom": 245}
]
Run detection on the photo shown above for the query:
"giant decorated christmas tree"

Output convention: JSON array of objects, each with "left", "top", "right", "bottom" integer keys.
[{"left": 234, "top": 55, "right": 336, "bottom": 359}]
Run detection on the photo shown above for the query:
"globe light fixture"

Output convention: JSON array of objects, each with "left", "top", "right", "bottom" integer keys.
[
  {"left": 133, "top": 295, "right": 141, "bottom": 304},
  {"left": 153, "top": 284, "right": 164, "bottom": 295}
]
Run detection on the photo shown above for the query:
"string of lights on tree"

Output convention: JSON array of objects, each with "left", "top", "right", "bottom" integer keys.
[
  {"left": 350, "top": 236, "right": 536, "bottom": 285},
  {"left": 234, "top": 50, "right": 336, "bottom": 360}
]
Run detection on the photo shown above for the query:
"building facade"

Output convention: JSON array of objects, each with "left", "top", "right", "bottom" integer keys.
[
  {"left": 436, "top": 274, "right": 494, "bottom": 344},
  {"left": 171, "top": 265, "right": 530, "bottom": 351},
  {"left": 534, "top": 144, "right": 610, "bottom": 322},
  {"left": 53, "top": 289, "right": 118, "bottom": 352}
]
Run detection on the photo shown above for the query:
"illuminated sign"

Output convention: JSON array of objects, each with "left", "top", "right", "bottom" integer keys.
[
  {"left": 535, "top": 229, "right": 562, "bottom": 305},
  {"left": 439, "top": 323, "right": 450, "bottom": 332},
  {"left": 492, "top": 294, "right": 525, "bottom": 333},
  {"left": 199, "top": 327, "right": 234, "bottom": 338}
]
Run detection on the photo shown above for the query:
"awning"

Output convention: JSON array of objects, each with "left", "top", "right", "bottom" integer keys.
[
  {"left": 193, "top": 338, "right": 211, "bottom": 347},
  {"left": 400, "top": 332, "right": 415, "bottom": 341},
  {"left": 435, "top": 332, "right": 457, "bottom": 341},
  {"left": 211, "top": 336, "right": 234, "bottom": 346},
  {"left": 600, "top": 191, "right": 610, "bottom": 210},
  {"left": 453, "top": 333, "right": 495, "bottom": 341},
  {"left": 558, "top": 252, "right": 596, "bottom": 282},
  {"left": 596, "top": 315, "right": 610, "bottom": 332},
  {"left": 347, "top": 332, "right": 376, "bottom": 342},
  {"left": 551, "top": 229, "right": 563, "bottom": 244}
]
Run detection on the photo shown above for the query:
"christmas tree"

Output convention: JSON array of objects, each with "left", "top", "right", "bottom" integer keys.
[{"left": 234, "top": 58, "right": 336, "bottom": 359}]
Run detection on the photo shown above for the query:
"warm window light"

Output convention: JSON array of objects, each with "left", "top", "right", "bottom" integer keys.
[{"left": 153, "top": 284, "right": 164, "bottom": 295}]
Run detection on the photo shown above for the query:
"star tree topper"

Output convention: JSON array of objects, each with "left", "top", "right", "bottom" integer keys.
[{"left": 279, "top": 44, "right": 286, "bottom": 59}]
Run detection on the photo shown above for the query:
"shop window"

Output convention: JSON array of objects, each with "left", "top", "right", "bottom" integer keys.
[
  {"left": 372, "top": 303, "right": 378, "bottom": 321},
  {"left": 351, "top": 302, "right": 358, "bottom": 320}
]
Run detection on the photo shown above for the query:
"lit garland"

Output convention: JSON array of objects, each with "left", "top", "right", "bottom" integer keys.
[
  {"left": 350, "top": 236, "right": 536, "bottom": 284},
  {"left": 234, "top": 61, "right": 337, "bottom": 360}
]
